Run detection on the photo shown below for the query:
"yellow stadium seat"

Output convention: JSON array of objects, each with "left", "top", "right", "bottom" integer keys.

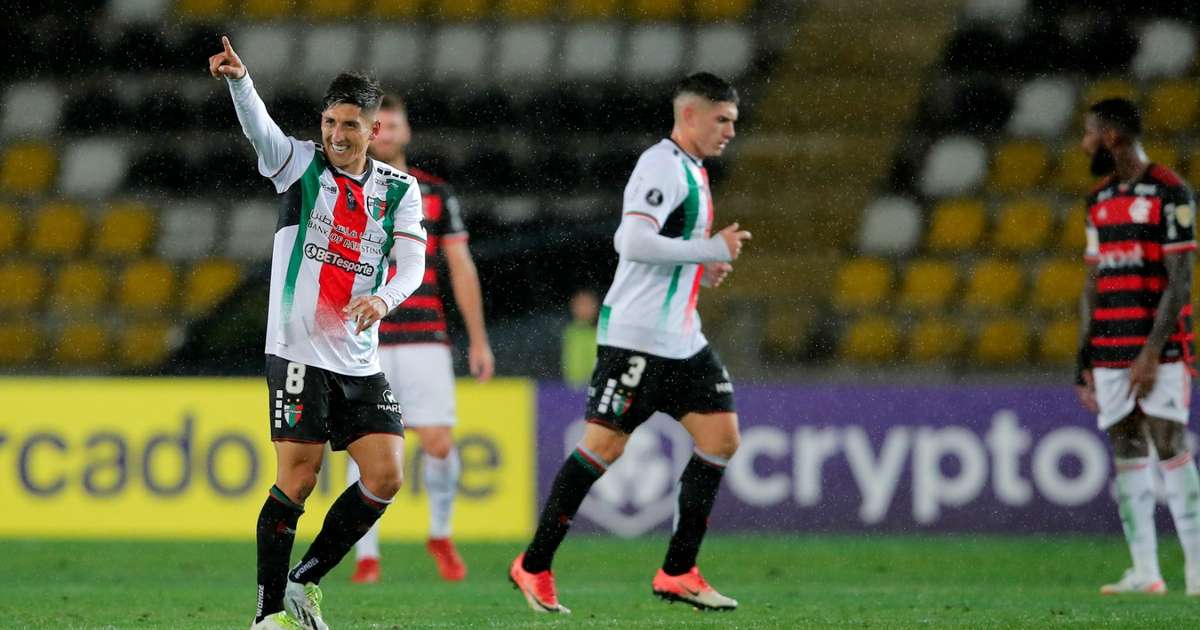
[
  {"left": 1057, "top": 202, "right": 1088, "bottom": 255},
  {"left": 183, "top": 259, "right": 242, "bottom": 315},
  {"left": 498, "top": 0, "right": 554, "bottom": 17},
  {"left": 974, "top": 317, "right": 1030, "bottom": 365},
  {"left": 1039, "top": 317, "right": 1080, "bottom": 363},
  {"left": 567, "top": 0, "right": 620, "bottom": 19},
  {"left": 1084, "top": 78, "right": 1138, "bottom": 107},
  {"left": 694, "top": 0, "right": 752, "bottom": 20},
  {"left": 1032, "top": 259, "right": 1085, "bottom": 312},
  {"left": 832, "top": 257, "right": 893, "bottom": 311},
  {"left": 119, "top": 259, "right": 176, "bottom": 314},
  {"left": 1144, "top": 140, "right": 1180, "bottom": 171},
  {"left": 963, "top": 259, "right": 1023, "bottom": 310},
  {"left": 0, "top": 261, "right": 45, "bottom": 313},
  {"left": 177, "top": 0, "right": 231, "bottom": 19},
  {"left": 0, "top": 203, "right": 20, "bottom": 251},
  {"left": 908, "top": 317, "right": 965, "bottom": 362},
  {"left": 994, "top": 199, "right": 1053, "bottom": 253},
  {"left": 630, "top": 0, "right": 683, "bottom": 19},
  {"left": 0, "top": 322, "right": 39, "bottom": 364},
  {"left": 989, "top": 140, "right": 1049, "bottom": 193},
  {"left": 898, "top": 259, "right": 957, "bottom": 310},
  {"left": 926, "top": 199, "right": 986, "bottom": 253},
  {"left": 95, "top": 202, "right": 155, "bottom": 258},
  {"left": 242, "top": 0, "right": 296, "bottom": 19},
  {"left": 55, "top": 322, "right": 109, "bottom": 365},
  {"left": 1053, "top": 150, "right": 1095, "bottom": 195},
  {"left": 50, "top": 263, "right": 109, "bottom": 314},
  {"left": 304, "top": 0, "right": 359, "bottom": 18},
  {"left": 434, "top": 0, "right": 488, "bottom": 19},
  {"left": 0, "top": 142, "right": 56, "bottom": 194},
  {"left": 119, "top": 321, "right": 174, "bottom": 368},
  {"left": 368, "top": 0, "right": 422, "bottom": 17},
  {"left": 841, "top": 315, "right": 901, "bottom": 363},
  {"left": 29, "top": 202, "right": 87, "bottom": 259},
  {"left": 1145, "top": 81, "right": 1200, "bottom": 134}
]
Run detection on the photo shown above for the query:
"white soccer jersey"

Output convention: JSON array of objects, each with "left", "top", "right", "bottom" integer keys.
[{"left": 599, "top": 139, "right": 720, "bottom": 359}]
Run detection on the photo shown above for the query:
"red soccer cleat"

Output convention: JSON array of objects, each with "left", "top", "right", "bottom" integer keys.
[
  {"left": 350, "top": 557, "right": 380, "bottom": 584},
  {"left": 652, "top": 566, "right": 738, "bottom": 610},
  {"left": 426, "top": 537, "right": 467, "bottom": 582},
  {"left": 508, "top": 553, "right": 570, "bottom": 613}
]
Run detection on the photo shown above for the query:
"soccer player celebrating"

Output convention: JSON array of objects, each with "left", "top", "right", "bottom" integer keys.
[
  {"left": 345, "top": 94, "right": 494, "bottom": 584},
  {"left": 508, "top": 72, "right": 751, "bottom": 613},
  {"left": 208, "top": 38, "right": 427, "bottom": 630},
  {"left": 1074, "top": 98, "right": 1200, "bottom": 596}
]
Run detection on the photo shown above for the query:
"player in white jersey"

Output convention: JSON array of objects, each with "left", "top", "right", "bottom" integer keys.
[
  {"left": 509, "top": 73, "right": 752, "bottom": 614},
  {"left": 209, "top": 38, "right": 426, "bottom": 630}
]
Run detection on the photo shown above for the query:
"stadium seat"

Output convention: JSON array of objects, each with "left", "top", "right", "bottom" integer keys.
[
  {"left": 1039, "top": 317, "right": 1080, "bottom": 363},
  {"left": 926, "top": 199, "right": 986, "bottom": 253},
  {"left": 2, "top": 82, "right": 62, "bottom": 137},
  {"left": 974, "top": 317, "right": 1030, "bottom": 365},
  {"left": 108, "top": 0, "right": 171, "bottom": 22},
  {"left": 908, "top": 317, "right": 966, "bottom": 362},
  {"left": 762, "top": 299, "right": 808, "bottom": 357},
  {"left": 1053, "top": 150, "right": 1094, "bottom": 194},
  {"left": 29, "top": 202, "right": 87, "bottom": 259},
  {"left": 95, "top": 202, "right": 155, "bottom": 258},
  {"left": 176, "top": 0, "right": 231, "bottom": 20},
  {"left": 1143, "top": 140, "right": 1180, "bottom": 171},
  {"left": 54, "top": 322, "right": 108, "bottom": 366},
  {"left": 227, "top": 202, "right": 276, "bottom": 260},
  {"left": 119, "top": 320, "right": 173, "bottom": 368},
  {"left": 50, "top": 263, "right": 109, "bottom": 314},
  {"left": 499, "top": 0, "right": 555, "bottom": 18},
  {"left": 232, "top": 25, "right": 293, "bottom": 78},
  {"left": 0, "top": 142, "right": 56, "bottom": 194},
  {"left": 1083, "top": 78, "right": 1137, "bottom": 108},
  {"left": 693, "top": 0, "right": 752, "bottom": 21},
  {"left": 431, "top": 25, "right": 488, "bottom": 81},
  {"left": 1057, "top": 202, "right": 1088, "bottom": 255},
  {"left": 692, "top": 25, "right": 754, "bottom": 78},
  {"left": 1032, "top": 259, "right": 1084, "bottom": 312},
  {"left": 562, "top": 24, "right": 621, "bottom": 79},
  {"left": 963, "top": 259, "right": 1023, "bottom": 310},
  {"left": 1132, "top": 19, "right": 1197, "bottom": 80},
  {"left": 630, "top": 0, "right": 684, "bottom": 20},
  {"left": 994, "top": 199, "right": 1052, "bottom": 253},
  {"left": 728, "top": 255, "right": 813, "bottom": 300},
  {"left": 989, "top": 140, "right": 1048, "bottom": 192},
  {"left": 242, "top": 0, "right": 294, "bottom": 19},
  {"left": 367, "top": 0, "right": 421, "bottom": 18},
  {"left": 1008, "top": 77, "right": 1075, "bottom": 138},
  {"left": 898, "top": 259, "right": 957, "bottom": 311},
  {"left": 59, "top": 139, "right": 128, "bottom": 197},
  {"left": 0, "top": 322, "right": 39, "bottom": 365},
  {"left": 919, "top": 135, "right": 987, "bottom": 198},
  {"left": 627, "top": 25, "right": 686, "bottom": 81},
  {"left": 434, "top": 0, "right": 489, "bottom": 20},
  {"left": 0, "top": 261, "right": 43, "bottom": 313},
  {"left": 1144, "top": 81, "right": 1200, "bottom": 134},
  {"left": 0, "top": 203, "right": 20, "bottom": 251},
  {"left": 302, "top": 26, "right": 360, "bottom": 77},
  {"left": 566, "top": 0, "right": 620, "bottom": 19},
  {"left": 183, "top": 259, "right": 242, "bottom": 315},
  {"left": 496, "top": 24, "right": 556, "bottom": 83},
  {"left": 303, "top": 0, "right": 359, "bottom": 19},
  {"left": 368, "top": 27, "right": 425, "bottom": 80},
  {"left": 841, "top": 315, "right": 901, "bottom": 363},
  {"left": 857, "top": 196, "right": 921, "bottom": 256},
  {"left": 118, "top": 259, "right": 176, "bottom": 314},
  {"left": 158, "top": 202, "right": 219, "bottom": 260},
  {"left": 832, "top": 257, "right": 893, "bottom": 312}
]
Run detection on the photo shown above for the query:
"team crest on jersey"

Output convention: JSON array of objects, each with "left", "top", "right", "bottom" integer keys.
[
  {"left": 1129, "top": 197, "right": 1152, "bottom": 223},
  {"left": 367, "top": 196, "right": 388, "bottom": 220}
]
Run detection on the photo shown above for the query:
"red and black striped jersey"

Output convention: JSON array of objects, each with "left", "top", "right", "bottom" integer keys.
[
  {"left": 379, "top": 167, "right": 468, "bottom": 346},
  {"left": 1084, "top": 163, "right": 1196, "bottom": 368}
]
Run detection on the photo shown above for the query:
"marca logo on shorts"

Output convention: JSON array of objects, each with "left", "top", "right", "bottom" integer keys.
[
  {"left": 304, "top": 243, "right": 376, "bottom": 276},
  {"left": 715, "top": 381, "right": 733, "bottom": 394}
]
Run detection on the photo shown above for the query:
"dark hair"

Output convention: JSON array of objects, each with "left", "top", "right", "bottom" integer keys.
[
  {"left": 674, "top": 72, "right": 739, "bottom": 105},
  {"left": 379, "top": 93, "right": 406, "bottom": 113},
  {"left": 1089, "top": 98, "right": 1141, "bottom": 137},
  {"left": 322, "top": 72, "right": 384, "bottom": 115}
]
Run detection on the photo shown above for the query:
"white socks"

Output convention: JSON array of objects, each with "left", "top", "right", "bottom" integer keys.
[
  {"left": 1161, "top": 452, "right": 1200, "bottom": 573},
  {"left": 425, "top": 448, "right": 461, "bottom": 540},
  {"left": 1115, "top": 457, "right": 1161, "bottom": 580},
  {"left": 346, "top": 457, "right": 382, "bottom": 560}
]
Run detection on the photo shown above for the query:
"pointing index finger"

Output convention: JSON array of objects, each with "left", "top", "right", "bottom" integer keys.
[{"left": 222, "top": 35, "right": 234, "bottom": 55}]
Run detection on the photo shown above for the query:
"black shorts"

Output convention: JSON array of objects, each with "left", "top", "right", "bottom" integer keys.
[
  {"left": 584, "top": 345, "right": 736, "bottom": 433},
  {"left": 266, "top": 355, "right": 404, "bottom": 451}
]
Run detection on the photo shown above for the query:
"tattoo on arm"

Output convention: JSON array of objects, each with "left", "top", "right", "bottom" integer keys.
[{"left": 1145, "top": 251, "right": 1194, "bottom": 354}]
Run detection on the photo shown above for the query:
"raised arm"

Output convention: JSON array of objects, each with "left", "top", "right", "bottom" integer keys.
[{"left": 209, "top": 36, "right": 296, "bottom": 183}]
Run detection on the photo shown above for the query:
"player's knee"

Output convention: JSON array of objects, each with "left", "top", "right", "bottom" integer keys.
[
  {"left": 277, "top": 470, "right": 319, "bottom": 502},
  {"left": 588, "top": 436, "right": 627, "bottom": 464},
  {"left": 362, "top": 468, "right": 403, "bottom": 500},
  {"left": 709, "top": 431, "right": 740, "bottom": 460}
]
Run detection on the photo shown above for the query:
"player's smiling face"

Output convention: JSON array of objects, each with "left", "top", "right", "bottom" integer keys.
[
  {"left": 321, "top": 103, "right": 379, "bottom": 172},
  {"left": 694, "top": 101, "right": 738, "bottom": 158}
]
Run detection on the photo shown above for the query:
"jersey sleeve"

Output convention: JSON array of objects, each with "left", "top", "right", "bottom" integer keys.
[
  {"left": 1162, "top": 184, "right": 1197, "bottom": 255},
  {"left": 1084, "top": 207, "right": 1100, "bottom": 264},
  {"left": 226, "top": 73, "right": 314, "bottom": 193},
  {"left": 621, "top": 150, "right": 687, "bottom": 231},
  {"left": 391, "top": 178, "right": 427, "bottom": 247},
  {"left": 439, "top": 183, "right": 469, "bottom": 242}
]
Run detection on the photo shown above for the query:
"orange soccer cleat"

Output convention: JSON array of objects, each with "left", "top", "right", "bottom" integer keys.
[
  {"left": 508, "top": 553, "right": 570, "bottom": 614},
  {"left": 350, "top": 557, "right": 380, "bottom": 584},
  {"left": 426, "top": 538, "right": 467, "bottom": 582},
  {"left": 652, "top": 566, "right": 738, "bottom": 611}
]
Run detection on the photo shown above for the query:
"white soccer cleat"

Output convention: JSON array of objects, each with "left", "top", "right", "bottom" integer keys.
[
  {"left": 1099, "top": 568, "right": 1167, "bottom": 595},
  {"left": 283, "top": 581, "right": 330, "bottom": 630},
  {"left": 652, "top": 567, "right": 738, "bottom": 611},
  {"left": 250, "top": 611, "right": 303, "bottom": 629},
  {"left": 1187, "top": 567, "right": 1200, "bottom": 596}
]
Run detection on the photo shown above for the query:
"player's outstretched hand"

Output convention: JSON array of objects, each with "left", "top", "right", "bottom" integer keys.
[
  {"left": 702, "top": 262, "right": 733, "bottom": 288},
  {"left": 345, "top": 296, "right": 388, "bottom": 334},
  {"left": 1075, "top": 369, "right": 1099, "bottom": 414},
  {"left": 717, "top": 222, "right": 751, "bottom": 260},
  {"left": 208, "top": 35, "right": 246, "bottom": 79},
  {"left": 469, "top": 341, "right": 495, "bottom": 382}
]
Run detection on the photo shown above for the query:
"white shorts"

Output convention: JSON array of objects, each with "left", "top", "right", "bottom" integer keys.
[
  {"left": 379, "top": 343, "right": 457, "bottom": 427},
  {"left": 1094, "top": 362, "right": 1192, "bottom": 430}
]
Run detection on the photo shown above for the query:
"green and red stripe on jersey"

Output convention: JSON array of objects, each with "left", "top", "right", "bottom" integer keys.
[{"left": 314, "top": 173, "right": 371, "bottom": 332}]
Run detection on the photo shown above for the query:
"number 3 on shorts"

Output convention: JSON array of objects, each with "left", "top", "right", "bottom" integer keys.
[
  {"left": 285, "top": 362, "right": 306, "bottom": 394},
  {"left": 621, "top": 356, "right": 647, "bottom": 387}
]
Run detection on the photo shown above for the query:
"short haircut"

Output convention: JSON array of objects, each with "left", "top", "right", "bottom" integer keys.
[
  {"left": 322, "top": 72, "right": 384, "bottom": 115},
  {"left": 1089, "top": 98, "right": 1141, "bottom": 137},
  {"left": 674, "top": 72, "right": 739, "bottom": 105},
  {"left": 379, "top": 93, "right": 406, "bottom": 114}
]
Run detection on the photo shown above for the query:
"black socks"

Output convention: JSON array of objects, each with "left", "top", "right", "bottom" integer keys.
[
  {"left": 522, "top": 447, "right": 607, "bottom": 573},
  {"left": 662, "top": 452, "right": 726, "bottom": 576},
  {"left": 288, "top": 481, "right": 390, "bottom": 585},
  {"left": 255, "top": 486, "right": 304, "bottom": 622}
]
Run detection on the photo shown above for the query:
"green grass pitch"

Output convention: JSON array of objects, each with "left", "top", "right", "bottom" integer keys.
[{"left": 3, "top": 535, "right": 1197, "bottom": 628}]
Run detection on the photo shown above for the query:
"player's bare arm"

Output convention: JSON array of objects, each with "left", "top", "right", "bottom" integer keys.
[
  {"left": 1075, "top": 263, "right": 1100, "bottom": 413},
  {"left": 1130, "top": 251, "right": 1194, "bottom": 397},
  {"left": 444, "top": 240, "right": 495, "bottom": 381}
]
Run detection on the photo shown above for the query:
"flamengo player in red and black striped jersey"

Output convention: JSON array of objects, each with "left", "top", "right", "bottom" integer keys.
[
  {"left": 344, "top": 94, "right": 494, "bottom": 585},
  {"left": 1074, "top": 98, "right": 1200, "bottom": 597}
]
